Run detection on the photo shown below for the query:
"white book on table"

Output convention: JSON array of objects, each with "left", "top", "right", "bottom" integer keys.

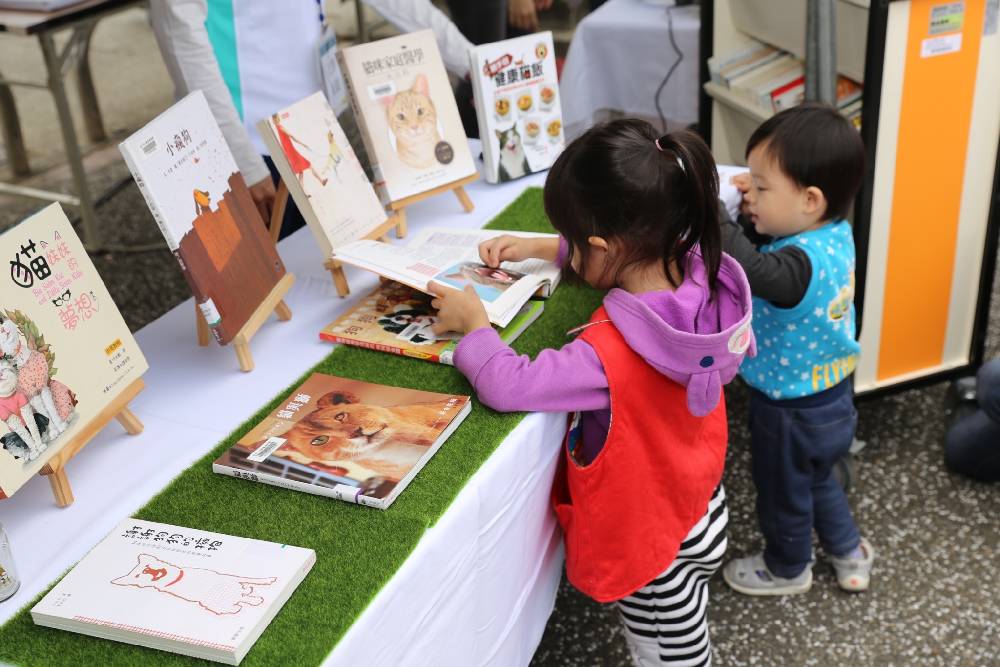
[{"left": 31, "top": 518, "right": 315, "bottom": 665}]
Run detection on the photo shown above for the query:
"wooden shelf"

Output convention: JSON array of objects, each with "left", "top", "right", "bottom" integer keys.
[
  {"left": 728, "top": 0, "right": 869, "bottom": 83},
  {"left": 703, "top": 81, "right": 773, "bottom": 123}
]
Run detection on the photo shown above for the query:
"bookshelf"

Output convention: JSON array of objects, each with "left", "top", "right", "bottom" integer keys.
[{"left": 699, "top": 0, "right": 1000, "bottom": 398}]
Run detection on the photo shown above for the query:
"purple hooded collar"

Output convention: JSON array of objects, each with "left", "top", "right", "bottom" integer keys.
[{"left": 601, "top": 250, "right": 755, "bottom": 416}]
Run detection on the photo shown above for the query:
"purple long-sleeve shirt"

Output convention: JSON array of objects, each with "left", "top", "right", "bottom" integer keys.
[{"left": 453, "top": 244, "right": 755, "bottom": 464}]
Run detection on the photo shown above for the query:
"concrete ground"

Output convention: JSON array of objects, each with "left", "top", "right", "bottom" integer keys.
[{"left": 2, "top": 9, "right": 998, "bottom": 667}]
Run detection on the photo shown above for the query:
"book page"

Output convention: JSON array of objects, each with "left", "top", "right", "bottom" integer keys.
[{"left": 334, "top": 228, "right": 559, "bottom": 327}]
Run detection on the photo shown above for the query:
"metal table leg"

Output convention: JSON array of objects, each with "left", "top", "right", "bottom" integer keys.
[
  {"left": 0, "top": 65, "right": 31, "bottom": 177},
  {"left": 74, "top": 22, "right": 107, "bottom": 144},
  {"left": 37, "top": 30, "right": 101, "bottom": 250}
]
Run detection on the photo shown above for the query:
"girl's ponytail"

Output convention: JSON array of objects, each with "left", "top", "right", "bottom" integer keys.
[{"left": 654, "top": 131, "right": 722, "bottom": 292}]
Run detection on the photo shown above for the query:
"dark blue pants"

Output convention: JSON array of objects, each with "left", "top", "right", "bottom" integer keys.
[
  {"left": 945, "top": 359, "right": 1000, "bottom": 482},
  {"left": 749, "top": 379, "right": 861, "bottom": 578}
]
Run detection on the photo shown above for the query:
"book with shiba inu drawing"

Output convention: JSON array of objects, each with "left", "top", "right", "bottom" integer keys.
[
  {"left": 319, "top": 280, "right": 543, "bottom": 365},
  {"left": 119, "top": 90, "right": 287, "bottom": 345},
  {"left": 469, "top": 32, "right": 564, "bottom": 184},
  {"left": 257, "top": 92, "right": 388, "bottom": 260},
  {"left": 212, "top": 373, "right": 470, "bottom": 509},
  {"left": 337, "top": 30, "right": 477, "bottom": 204},
  {"left": 31, "top": 518, "right": 315, "bottom": 665},
  {"left": 0, "top": 204, "right": 148, "bottom": 500}
]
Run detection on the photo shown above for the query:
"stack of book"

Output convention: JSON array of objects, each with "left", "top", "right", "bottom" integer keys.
[{"left": 708, "top": 39, "right": 862, "bottom": 127}]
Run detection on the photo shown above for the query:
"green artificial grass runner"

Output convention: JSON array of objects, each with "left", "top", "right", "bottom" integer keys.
[{"left": 0, "top": 187, "right": 602, "bottom": 666}]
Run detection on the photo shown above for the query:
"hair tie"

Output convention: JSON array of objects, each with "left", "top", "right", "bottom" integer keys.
[{"left": 655, "top": 135, "right": 685, "bottom": 173}]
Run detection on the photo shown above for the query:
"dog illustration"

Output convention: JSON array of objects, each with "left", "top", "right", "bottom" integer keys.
[
  {"left": 111, "top": 554, "right": 277, "bottom": 616},
  {"left": 277, "top": 391, "right": 453, "bottom": 481}
]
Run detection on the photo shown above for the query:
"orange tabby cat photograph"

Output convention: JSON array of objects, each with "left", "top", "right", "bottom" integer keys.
[{"left": 381, "top": 74, "right": 441, "bottom": 170}]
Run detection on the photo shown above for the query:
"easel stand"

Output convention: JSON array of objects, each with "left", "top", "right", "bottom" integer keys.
[
  {"left": 195, "top": 273, "right": 295, "bottom": 372},
  {"left": 38, "top": 378, "right": 145, "bottom": 507},
  {"left": 387, "top": 173, "right": 477, "bottom": 237},
  {"left": 268, "top": 180, "right": 409, "bottom": 298}
]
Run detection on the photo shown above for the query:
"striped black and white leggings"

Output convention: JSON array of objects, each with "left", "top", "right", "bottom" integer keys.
[{"left": 616, "top": 485, "right": 729, "bottom": 667}]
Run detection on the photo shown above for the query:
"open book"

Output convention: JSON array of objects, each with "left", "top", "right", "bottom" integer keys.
[{"left": 332, "top": 228, "right": 561, "bottom": 328}]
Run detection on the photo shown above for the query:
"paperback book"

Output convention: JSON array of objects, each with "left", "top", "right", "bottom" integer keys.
[
  {"left": 320, "top": 280, "right": 544, "bottom": 365},
  {"left": 258, "top": 91, "right": 388, "bottom": 258},
  {"left": 213, "top": 373, "right": 471, "bottom": 509},
  {"left": 469, "top": 31, "right": 564, "bottom": 183},
  {"left": 119, "top": 90, "right": 287, "bottom": 345},
  {"left": 0, "top": 204, "right": 148, "bottom": 498},
  {"left": 337, "top": 30, "right": 477, "bottom": 204},
  {"left": 31, "top": 518, "right": 315, "bottom": 665},
  {"left": 332, "top": 227, "right": 561, "bottom": 328}
]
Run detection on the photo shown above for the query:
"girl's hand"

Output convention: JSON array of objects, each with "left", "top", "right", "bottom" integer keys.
[
  {"left": 479, "top": 234, "right": 534, "bottom": 267},
  {"left": 427, "top": 281, "right": 491, "bottom": 336}
]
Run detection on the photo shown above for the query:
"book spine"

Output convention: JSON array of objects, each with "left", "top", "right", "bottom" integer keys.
[
  {"left": 318, "top": 331, "right": 444, "bottom": 363},
  {"left": 213, "top": 463, "right": 384, "bottom": 508},
  {"left": 469, "top": 47, "right": 497, "bottom": 184},
  {"left": 337, "top": 49, "right": 388, "bottom": 205},
  {"left": 119, "top": 143, "right": 223, "bottom": 344}
]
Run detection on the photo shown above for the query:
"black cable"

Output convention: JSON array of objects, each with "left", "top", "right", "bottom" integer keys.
[{"left": 654, "top": 5, "right": 685, "bottom": 134}]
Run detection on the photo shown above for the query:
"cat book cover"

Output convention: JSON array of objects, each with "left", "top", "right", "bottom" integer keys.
[
  {"left": 119, "top": 91, "right": 287, "bottom": 345},
  {"left": 258, "top": 91, "right": 388, "bottom": 259},
  {"left": 0, "top": 204, "right": 148, "bottom": 499},
  {"left": 470, "top": 32, "right": 564, "bottom": 184},
  {"left": 31, "top": 518, "right": 315, "bottom": 665},
  {"left": 319, "top": 281, "right": 543, "bottom": 365},
  {"left": 212, "top": 373, "right": 471, "bottom": 509},
  {"left": 337, "top": 30, "right": 477, "bottom": 204}
]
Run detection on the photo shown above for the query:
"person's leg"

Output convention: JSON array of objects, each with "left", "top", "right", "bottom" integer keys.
[
  {"left": 444, "top": 0, "right": 507, "bottom": 44},
  {"left": 617, "top": 486, "right": 727, "bottom": 666},
  {"left": 750, "top": 395, "right": 815, "bottom": 577},
  {"left": 806, "top": 386, "right": 861, "bottom": 557},
  {"left": 262, "top": 155, "right": 306, "bottom": 240}
]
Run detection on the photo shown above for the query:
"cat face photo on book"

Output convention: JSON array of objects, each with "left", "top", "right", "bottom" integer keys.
[
  {"left": 381, "top": 74, "right": 443, "bottom": 170},
  {"left": 495, "top": 126, "right": 530, "bottom": 182},
  {"left": 111, "top": 553, "right": 277, "bottom": 617}
]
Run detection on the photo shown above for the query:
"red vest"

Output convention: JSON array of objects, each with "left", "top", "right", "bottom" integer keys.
[{"left": 551, "top": 307, "right": 728, "bottom": 602}]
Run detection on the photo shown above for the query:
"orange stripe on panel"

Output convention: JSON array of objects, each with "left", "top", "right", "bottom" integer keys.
[{"left": 876, "top": 0, "right": 984, "bottom": 381}]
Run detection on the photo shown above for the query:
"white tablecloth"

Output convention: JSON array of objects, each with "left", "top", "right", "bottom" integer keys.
[
  {"left": 0, "top": 147, "right": 566, "bottom": 666},
  {"left": 560, "top": 0, "right": 701, "bottom": 139}
]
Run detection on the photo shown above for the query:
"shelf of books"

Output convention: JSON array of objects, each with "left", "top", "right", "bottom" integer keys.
[{"left": 700, "top": 0, "right": 1000, "bottom": 397}]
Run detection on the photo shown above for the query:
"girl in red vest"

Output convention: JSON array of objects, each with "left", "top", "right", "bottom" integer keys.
[{"left": 430, "top": 119, "right": 754, "bottom": 666}]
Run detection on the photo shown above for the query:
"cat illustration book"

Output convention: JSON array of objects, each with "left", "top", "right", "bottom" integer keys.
[
  {"left": 258, "top": 91, "right": 387, "bottom": 260},
  {"left": 213, "top": 373, "right": 471, "bottom": 509},
  {"left": 469, "top": 32, "right": 565, "bottom": 183},
  {"left": 32, "top": 519, "right": 314, "bottom": 665},
  {"left": 0, "top": 205, "right": 147, "bottom": 499},
  {"left": 337, "top": 30, "right": 477, "bottom": 204},
  {"left": 112, "top": 554, "right": 277, "bottom": 616},
  {"left": 120, "top": 91, "right": 287, "bottom": 346}
]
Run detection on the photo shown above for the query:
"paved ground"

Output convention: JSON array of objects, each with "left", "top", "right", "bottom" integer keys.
[{"left": 2, "top": 9, "right": 999, "bottom": 667}]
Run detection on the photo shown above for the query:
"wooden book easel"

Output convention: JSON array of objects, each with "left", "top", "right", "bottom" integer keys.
[
  {"left": 387, "top": 172, "right": 477, "bottom": 236},
  {"left": 195, "top": 194, "right": 295, "bottom": 371},
  {"left": 37, "top": 378, "right": 145, "bottom": 507},
  {"left": 268, "top": 180, "right": 408, "bottom": 298}
]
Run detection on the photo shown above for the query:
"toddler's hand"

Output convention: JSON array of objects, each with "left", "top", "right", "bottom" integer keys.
[
  {"left": 427, "top": 281, "right": 491, "bottom": 336},
  {"left": 730, "top": 173, "right": 753, "bottom": 217},
  {"left": 479, "top": 234, "right": 533, "bottom": 267}
]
